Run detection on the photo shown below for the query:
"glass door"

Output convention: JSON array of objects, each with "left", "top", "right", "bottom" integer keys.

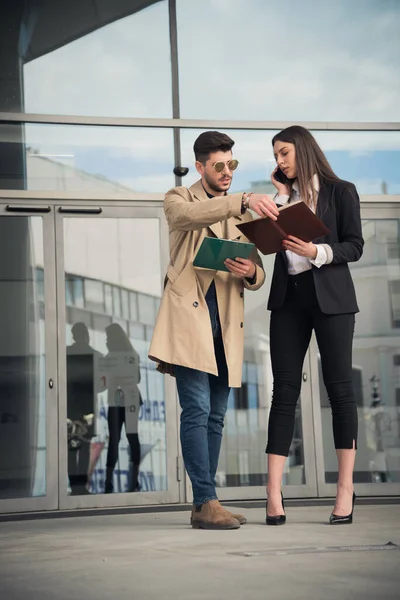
[
  {"left": 0, "top": 203, "right": 58, "bottom": 513},
  {"left": 311, "top": 206, "right": 400, "bottom": 497},
  {"left": 56, "top": 204, "right": 181, "bottom": 508},
  {"left": 210, "top": 252, "right": 318, "bottom": 502}
]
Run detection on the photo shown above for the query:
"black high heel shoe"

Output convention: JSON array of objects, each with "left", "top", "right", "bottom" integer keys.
[
  {"left": 266, "top": 491, "right": 286, "bottom": 526},
  {"left": 329, "top": 492, "right": 356, "bottom": 525}
]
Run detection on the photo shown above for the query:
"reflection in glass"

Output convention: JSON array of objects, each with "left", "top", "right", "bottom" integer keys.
[
  {"left": 85, "top": 280, "right": 104, "bottom": 314},
  {"left": 320, "top": 220, "right": 400, "bottom": 484},
  {"left": 177, "top": 0, "right": 400, "bottom": 122},
  {"left": 130, "top": 292, "right": 139, "bottom": 322},
  {"left": 0, "top": 123, "right": 175, "bottom": 193},
  {"left": 217, "top": 253, "right": 306, "bottom": 487},
  {"left": 138, "top": 294, "right": 156, "bottom": 326},
  {"left": 1, "top": 1, "right": 172, "bottom": 117},
  {"left": 180, "top": 129, "right": 400, "bottom": 197},
  {"left": 104, "top": 285, "right": 113, "bottom": 315},
  {"left": 121, "top": 290, "right": 130, "bottom": 320},
  {"left": 64, "top": 217, "right": 167, "bottom": 495},
  {"left": 0, "top": 217, "right": 46, "bottom": 499},
  {"left": 113, "top": 287, "right": 122, "bottom": 318}
]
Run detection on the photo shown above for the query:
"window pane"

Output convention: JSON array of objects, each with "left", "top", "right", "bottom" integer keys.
[
  {"left": 138, "top": 294, "right": 155, "bottom": 325},
  {"left": 219, "top": 253, "right": 306, "bottom": 488},
  {"left": 85, "top": 280, "right": 104, "bottom": 314},
  {"left": 121, "top": 290, "right": 130, "bottom": 320},
  {"left": 104, "top": 285, "right": 113, "bottom": 315},
  {"left": 389, "top": 280, "right": 400, "bottom": 328},
  {"left": 1, "top": 1, "right": 172, "bottom": 117},
  {"left": 64, "top": 216, "right": 167, "bottom": 495},
  {"left": 113, "top": 287, "right": 121, "bottom": 318},
  {"left": 65, "top": 275, "right": 85, "bottom": 308},
  {"left": 0, "top": 123, "right": 174, "bottom": 193},
  {"left": 180, "top": 129, "right": 400, "bottom": 196},
  {"left": 0, "top": 217, "right": 46, "bottom": 499},
  {"left": 130, "top": 292, "right": 138, "bottom": 322},
  {"left": 319, "top": 219, "right": 400, "bottom": 484},
  {"left": 177, "top": 0, "right": 400, "bottom": 121}
]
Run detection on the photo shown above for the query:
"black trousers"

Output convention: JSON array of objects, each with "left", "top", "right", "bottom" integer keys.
[
  {"left": 266, "top": 270, "right": 358, "bottom": 457},
  {"left": 106, "top": 406, "right": 141, "bottom": 469}
]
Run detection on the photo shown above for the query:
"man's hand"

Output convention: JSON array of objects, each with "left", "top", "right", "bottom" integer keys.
[
  {"left": 225, "top": 258, "right": 256, "bottom": 279},
  {"left": 248, "top": 194, "right": 280, "bottom": 219},
  {"left": 282, "top": 235, "right": 317, "bottom": 258}
]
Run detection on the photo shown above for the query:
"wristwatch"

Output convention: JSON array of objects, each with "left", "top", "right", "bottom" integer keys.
[{"left": 241, "top": 192, "right": 253, "bottom": 214}]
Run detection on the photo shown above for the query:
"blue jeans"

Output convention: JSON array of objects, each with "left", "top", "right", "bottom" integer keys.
[{"left": 175, "top": 334, "right": 230, "bottom": 506}]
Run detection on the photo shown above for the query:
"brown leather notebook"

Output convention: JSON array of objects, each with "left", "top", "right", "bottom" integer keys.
[{"left": 236, "top": 200, "right": 330, "bottom": 255}]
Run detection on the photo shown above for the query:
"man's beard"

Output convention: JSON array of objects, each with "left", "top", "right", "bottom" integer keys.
[{"left": 204, "top": 172, "right": 231, "bottom": 194}]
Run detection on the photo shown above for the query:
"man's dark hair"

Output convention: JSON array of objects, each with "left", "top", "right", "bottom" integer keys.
[{"left": 193, "top": 131, "right": 235, "bottom": 163}]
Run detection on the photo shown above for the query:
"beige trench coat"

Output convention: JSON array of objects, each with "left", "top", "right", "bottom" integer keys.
[{"left": 148, "top": 180, "right": 265, "bottom": 388}]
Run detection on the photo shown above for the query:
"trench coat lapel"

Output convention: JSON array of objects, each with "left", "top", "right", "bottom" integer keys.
[{"left": 191, "top": 180, "right": 238, "bottom": 239}]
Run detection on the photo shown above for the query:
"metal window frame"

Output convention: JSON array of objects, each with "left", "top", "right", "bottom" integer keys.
[
  {"left": 55, "top": 202, "right": 182, "bottom": 509},
  {"left": 1, "top": 112, "right": 399, "bottom": 130},
  {"left": 0, "top": 203, "right": 59, "bottom": 515}
]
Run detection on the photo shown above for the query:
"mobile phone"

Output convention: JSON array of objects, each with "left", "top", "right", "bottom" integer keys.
[{"left": 274, "top": 167, "right": 288, "bottom": 184}]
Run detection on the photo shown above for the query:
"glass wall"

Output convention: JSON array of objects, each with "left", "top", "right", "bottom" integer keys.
[
  {"left": 180, "top": 129, "right": 400, "bottom": 197},
  {"left": 1, "top": 0, "right": 172, "bottom": 117},
  {"left": 0, "top": 123, "right": 174, "bottom": 193},
  {"left": 0, "top": 217, "right": 46, "bottom": 499},
  {"left": 63, "top": 216, "right": 167, "bottom": 495},
  {"left": 0, "top": 0, "right": 399, "bottom": 509},
  {"left": 217, "top": 252, "right": 306, "bottom": 488},
  {"left": 319, "top": 218, "right": 400, "bottom": 484},
  {"left": 176, "top": 0, "right": 400, "bottom": 122}
]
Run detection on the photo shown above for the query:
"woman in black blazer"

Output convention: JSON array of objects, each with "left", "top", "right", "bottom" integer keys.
[{"left": 265, "top": 126, "right": 364, "bottom": 526}]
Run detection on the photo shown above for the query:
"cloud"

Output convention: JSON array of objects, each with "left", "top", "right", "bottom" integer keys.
[
  {"left": 176, "top": 0, "right": 400, "bottom": 121},
  {"left": 22, "top": 0, "right": 400, "bottom": 124},
  {"left": 23, "top": 2, "right": 172, "bottom": 118}
]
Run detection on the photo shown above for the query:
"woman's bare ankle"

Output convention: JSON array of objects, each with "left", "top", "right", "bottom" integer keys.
[{"left": 336, "top": 481, "right": 354, "bottom": 494}]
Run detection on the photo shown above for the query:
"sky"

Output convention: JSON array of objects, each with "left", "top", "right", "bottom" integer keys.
[
  {"left": 22, "top": 123, "right": 400, "bottom": 195},
  {"left": 17, "top": 0, "right": 400, "bottom": 194}
]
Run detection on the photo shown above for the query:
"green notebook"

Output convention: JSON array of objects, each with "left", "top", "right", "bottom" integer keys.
[{"left": 193, "top": 237, "right": 255, "bottom": 272}]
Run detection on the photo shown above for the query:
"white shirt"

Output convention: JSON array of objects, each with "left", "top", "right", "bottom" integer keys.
[{"left": 275, "top": 175, "right": 328, "bottom": 275}]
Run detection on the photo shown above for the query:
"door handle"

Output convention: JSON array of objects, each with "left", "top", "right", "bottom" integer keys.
[
  {"left": 302, "top": 372, "right": 308, "bottom": 382},
  {"left": 49, "top": 379, "right": 54, "bottom": 389},
  {"left": 6, "top": 205, "right": 51, "bottom": 213},
  {"left": 58, "top": 207, "right": 102, "bottom": 214}
]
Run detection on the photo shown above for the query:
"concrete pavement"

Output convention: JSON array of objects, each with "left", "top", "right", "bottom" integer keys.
[{"left": 0, "top": 503, "right": 399, "bottom": 600}]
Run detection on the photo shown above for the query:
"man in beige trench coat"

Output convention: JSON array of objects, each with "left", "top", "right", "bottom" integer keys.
[{"left": 149, "top": 131, "right": 279, "bottom": 529}]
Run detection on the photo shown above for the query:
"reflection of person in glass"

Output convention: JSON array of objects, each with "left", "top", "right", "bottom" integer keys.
[
  {"left": 104, "top": 323, "right": 141, "bottom": 494},
  {"left": 149, "top": 131, "right": 271, "bottom": 529},
  {"left": 366, "top": 375, "right": 389, "bottom": 483},
  {"left": 66, "top": 322, "right": 102, "bottom": 495},
  {"left": 265, "top": 126, "right": 364, "bottom": 525}
]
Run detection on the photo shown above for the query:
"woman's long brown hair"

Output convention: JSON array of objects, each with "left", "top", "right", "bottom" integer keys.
[{"left": 272, "top": 126, "right": 341, "bottom": 207}]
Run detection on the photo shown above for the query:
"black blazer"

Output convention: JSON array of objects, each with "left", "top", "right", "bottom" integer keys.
[{"left": 267, "top": 179, "right": 364, "bottom": 315}]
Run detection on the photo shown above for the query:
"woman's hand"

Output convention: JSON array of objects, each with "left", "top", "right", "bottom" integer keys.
[
  {"left": 225, "top": 258, "right": 256, "bottom": 279},
  {"left": 282, "top": 235, "right": 317, "bottom": 259},
  {"left": 271, "top": 167, "right": 291, "bottom": 196}
]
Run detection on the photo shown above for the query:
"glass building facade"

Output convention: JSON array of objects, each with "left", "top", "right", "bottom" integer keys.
[{"left": 0, "top": 0, "right": 399, "bottom": 513}]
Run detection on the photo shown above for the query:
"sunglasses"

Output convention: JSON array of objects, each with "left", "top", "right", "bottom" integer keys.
[{"left": 203, "top": 159, "right": 239, "bottom": 173}]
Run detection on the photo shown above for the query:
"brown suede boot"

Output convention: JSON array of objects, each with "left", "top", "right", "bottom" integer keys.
[
  {"left": 191, "top": 500, "right": 241, "bottom": 530},
  {"left": 190, "top": 505, "right": 247, "bottom": 525}
]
